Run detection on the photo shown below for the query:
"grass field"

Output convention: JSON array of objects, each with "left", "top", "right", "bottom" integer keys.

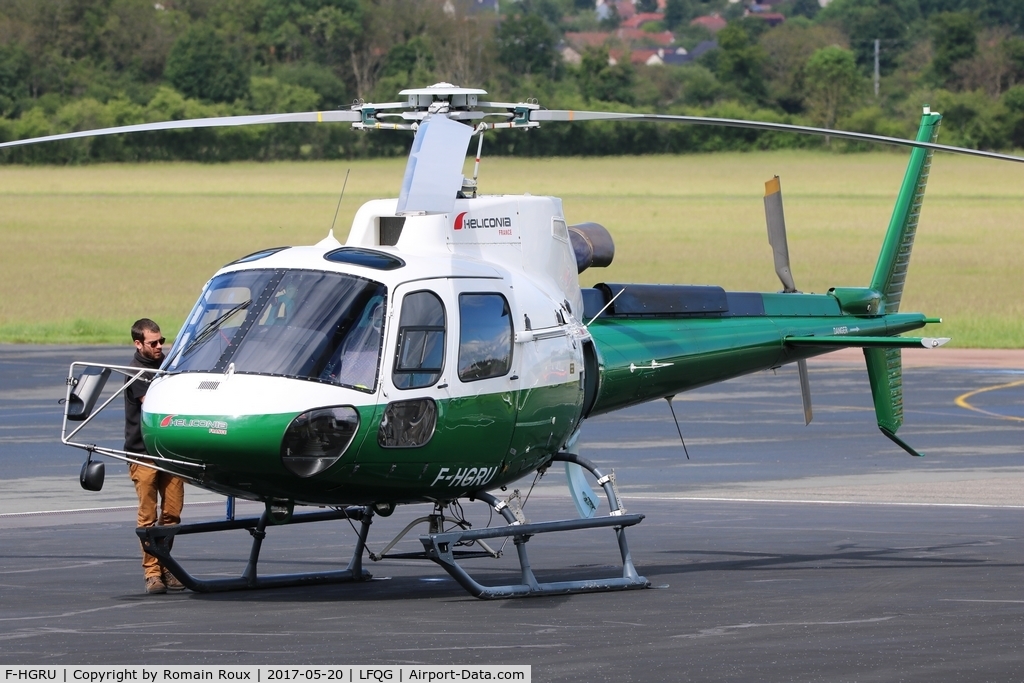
[{"left": 1, "top": 151, "right": 1022, "bottom": 346}]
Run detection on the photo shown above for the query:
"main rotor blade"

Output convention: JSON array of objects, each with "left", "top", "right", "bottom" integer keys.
[
  {"left": 764, "top": 176, "right": 796, "bottom": 293},
  {"left": 531, "top": 110, "right": 1024, "bottom": 164},
  {"left": 0, "top": 110, "right": 362, "bottom": 150}
]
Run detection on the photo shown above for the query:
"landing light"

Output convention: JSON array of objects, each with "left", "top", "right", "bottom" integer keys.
[
  {"left": 280, "top": 406, "right": 360, "bottom": 477},
  {"left": 267, "top": 499, "right": 294, "bottom": 525}
]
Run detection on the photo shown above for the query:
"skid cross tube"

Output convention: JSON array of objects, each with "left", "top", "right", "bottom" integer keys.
[
  {"left": 420, "top": 452, "right": 649, "bottom": 599},
  {"left": 137, "top": 506, "right": 373, "bottom": 593}
]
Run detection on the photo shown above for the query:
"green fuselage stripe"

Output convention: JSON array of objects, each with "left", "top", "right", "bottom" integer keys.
[{"left": 143, "top": 380, "right": 583, "bottom": 506}]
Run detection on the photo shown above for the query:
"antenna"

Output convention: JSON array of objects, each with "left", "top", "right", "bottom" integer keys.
[
  {"left": 585, "top": 287, "right": 626, "bottom": 328},
  {"left": 472, "top": 131, "right": 484, "bottom": 186},
  {"left": 460, "top": 129, "right": 486, "bottom": 199},
  {"left": 665, "top": 396, "right": 690, "bottom": 460},
  {"left": 329, "top": 169, "right": 351, "bottom": 233}
]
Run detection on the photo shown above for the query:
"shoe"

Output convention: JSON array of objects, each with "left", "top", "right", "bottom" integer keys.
[
  {"left": 162, "top": 569, "right": 186, "bottom": 592},
  {"left": 145, "top": 576, "right": 166, "bottom": 594}
]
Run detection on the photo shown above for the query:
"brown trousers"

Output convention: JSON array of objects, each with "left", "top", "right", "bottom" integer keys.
[{"left": 129, "top": 463, "right": 184, "bottom": 579}]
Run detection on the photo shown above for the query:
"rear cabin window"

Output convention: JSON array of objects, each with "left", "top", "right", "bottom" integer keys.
[
  {"left": 458, "top": 293, "right": 513, "bottom": 382},
  {"left": 393, "top": 291, "right": 446, "bottom": 389}
]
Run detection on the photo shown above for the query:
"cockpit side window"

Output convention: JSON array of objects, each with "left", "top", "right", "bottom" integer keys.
[
  {"left": 393, "top": 291, "right": 446, "bottom": 389},
  {"left": 458, "top": 293, "right": 513, "bottom": 382}
]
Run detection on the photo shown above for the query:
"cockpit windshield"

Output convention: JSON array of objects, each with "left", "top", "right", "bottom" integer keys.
[{"left": 165, "top": 269, "right": 387, "bottom": 392}]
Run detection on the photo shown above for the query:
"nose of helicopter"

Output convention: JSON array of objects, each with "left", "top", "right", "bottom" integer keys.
[{"left": 140, "top": 372, "right": 375, "bottom": 480}]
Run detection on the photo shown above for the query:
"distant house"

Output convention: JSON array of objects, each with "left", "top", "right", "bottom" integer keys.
[
  {"left": 630, "top": 48, "right": 663, "bottom": 65},
  {"left": 624, "top": 41, "right": 719, "bottom": 66},
  {"left": 560, "top": 43, "right": 583, "bottom": 66},
  {"left": 467, "top": 0, "right": 498, "bottom": 12},
  {"left": 616, "top": 27, "right": 674, "bottom": 46},
  {"left": 690, "top": 13, "right": 727, "bottom": 33},
  {"left": 621, "top": 12, "right": 664, "bottom": 29},
  {"left": 613, "top": 0, "right": 636, "bottom": 20},
  {"left": 564, "top": 31, "right": 613, "bottom": 51},
  {"left": 608, "top": 42, "right": 717, "bottom": 68},
  {"left": 596, "top": 0, "right": 672, "bottom": 17},
  {"left": 687, "top": 40, "right": 718, "bottom": 61},
  {"left": 442, "top": 0, "right": 498, "bottom": 14},
  {"left": 745, "top": 11, "right": 785, "bottom": 26},
  {"left": 566, "top": 5, "right": 691, "bottom": 66},
  {"left": 658, "top": 46, "right": 690, "bottom": 65}
]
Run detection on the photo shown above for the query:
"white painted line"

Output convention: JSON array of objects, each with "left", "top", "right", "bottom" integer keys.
[
  {"left": 940, "top": 599, "right": 1024, "bottom": 604},
  {"left": 0, "top": 499, "right": 233, "bottom": 518},
  {"left": 627, "top": 495, "right": 1024, "bottom": 509}
]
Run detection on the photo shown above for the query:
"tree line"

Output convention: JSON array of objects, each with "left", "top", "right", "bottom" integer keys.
[{"left": 1, "top": 0, "right": 1023, "bottom": 163}]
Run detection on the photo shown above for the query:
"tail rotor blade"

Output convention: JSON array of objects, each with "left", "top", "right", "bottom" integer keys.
[
  {"left": 798, "top": 359, "right": 813, "bottom": 425},
  {"left": 764, "top": 176, "right": 797, "bottom": 293},
  {"left": 765, "top": 176, "right": 811, "bottom": 423}
]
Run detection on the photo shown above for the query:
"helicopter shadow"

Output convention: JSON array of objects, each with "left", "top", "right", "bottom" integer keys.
[
  {"left": 152, "top": 559, "right": 636, "bottom": 605},
  {"left": 638, "top": 538, "right": 1014, "bottom": 579}
]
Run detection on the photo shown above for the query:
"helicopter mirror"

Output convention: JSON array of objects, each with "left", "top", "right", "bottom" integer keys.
[
  {"left": 66, "top": 366, "right": 111, "bottom": 422},
  {"left": 79, "top": 456, "right": 105, "bottom": 492}
]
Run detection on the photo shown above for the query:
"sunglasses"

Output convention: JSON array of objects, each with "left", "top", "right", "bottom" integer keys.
[{"left": 142, "top": 338, "right": 166, "bottom": 348}]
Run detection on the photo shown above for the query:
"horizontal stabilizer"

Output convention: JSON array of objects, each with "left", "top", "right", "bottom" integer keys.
[{"left": 786, "top": 336, "right": 949, "bottom": 349}]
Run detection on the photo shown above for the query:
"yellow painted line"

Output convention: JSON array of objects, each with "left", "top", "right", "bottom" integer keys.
[
  {"left": 317, "top": 111, "right": 322, "bottom": 123},
  {"left": 955, "top": 379, "right": 1024, "bottom": 423}
]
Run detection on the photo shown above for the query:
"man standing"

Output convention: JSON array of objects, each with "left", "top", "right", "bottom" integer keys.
[{"left": 124, "top": 318, "right": 185, "bottom": 594}]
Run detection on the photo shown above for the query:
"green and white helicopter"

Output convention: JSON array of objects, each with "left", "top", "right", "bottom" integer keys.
[{"left": 13, "top": 83, "right": 1021, "bottom": 599}]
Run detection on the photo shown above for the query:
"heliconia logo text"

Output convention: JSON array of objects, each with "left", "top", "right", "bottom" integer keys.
[
  {"left": 159, "top": 415, "right": 229, "bottom": 435},
  {"left": 454, "top": 212, "right": 513, "bottom": 230}
]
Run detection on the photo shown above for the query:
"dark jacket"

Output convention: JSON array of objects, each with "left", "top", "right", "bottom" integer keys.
[{"left": 124, "top": 350, "right": 161, "bottom": 454}]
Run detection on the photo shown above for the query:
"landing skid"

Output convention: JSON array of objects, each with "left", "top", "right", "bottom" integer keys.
[
  {"left": 418, "top": 452, "right": 649, "bottom": 599},
  {"left": 138, "top": 454, "right": 649, "bottom": 598},
  {"left": 137, "top": 507, "right": 373, "bottom": 593},
  {"left": 423, "top": 493, "right": 647, "bottom": 599}
]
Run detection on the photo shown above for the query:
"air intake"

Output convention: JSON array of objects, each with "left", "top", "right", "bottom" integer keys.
[{"left": 379, "top": 216, "right": 406, "bottom": 246}]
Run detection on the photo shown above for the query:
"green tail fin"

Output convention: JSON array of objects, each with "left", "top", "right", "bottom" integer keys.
[
  {"left": 870, "top": 110, "right": 943, "bottom": 314},
  {"left": 863, "top": 111, "right": 942, "bottom": 457},
  {"left": 864, "top": 345, "right": 923, "bottom": 457}
]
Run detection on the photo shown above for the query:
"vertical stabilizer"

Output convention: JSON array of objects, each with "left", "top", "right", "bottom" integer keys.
[
  {"left": 864, "top": 347, "right": 923, "bottom": 456},
  {"left": 870, "top": 110, "right": 942, "bottom": 313},
  {"left": 863, "top": 110, "right": 941, "bottom": 458}
]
